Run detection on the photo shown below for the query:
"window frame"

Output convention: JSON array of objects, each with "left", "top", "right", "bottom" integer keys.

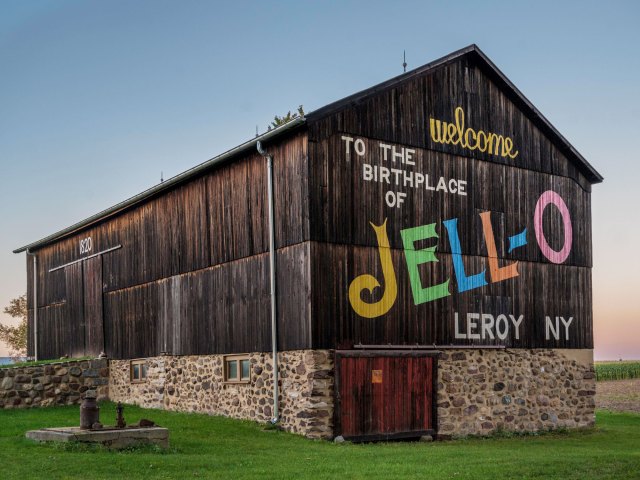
[
  {"left": 224, "top": 354, "right": 251, "bottom": 384},
  {"left": 130, "top": 359, "right": 148, "bottom": 384}
]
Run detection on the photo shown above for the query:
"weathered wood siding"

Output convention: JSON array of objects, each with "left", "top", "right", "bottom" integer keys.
[
  {"left": 25, "top": 53, "right": 596, "bottom": 358},
  {"left": 307, "top": 55, "right": 593, "bottom": 349},
  {"left": 27, "top": 132, "right": 311, "bottom": 359}
]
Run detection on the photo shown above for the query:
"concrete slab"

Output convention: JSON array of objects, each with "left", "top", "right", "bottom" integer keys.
[{"left": 26, "top": 426, "right": 169, "bottom": 449}]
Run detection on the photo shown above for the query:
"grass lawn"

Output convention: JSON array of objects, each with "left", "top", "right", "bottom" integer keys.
[{"left": 0, "top": 403, "right": 638, "bottom": 480}]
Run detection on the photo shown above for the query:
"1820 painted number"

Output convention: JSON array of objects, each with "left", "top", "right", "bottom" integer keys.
[{"left": 79, "top": 237, "right": 92, "bottom": 255}]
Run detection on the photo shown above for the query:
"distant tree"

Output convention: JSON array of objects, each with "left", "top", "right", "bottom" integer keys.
[
  {"left": 268, "top": 105, "right": 305, "bottom": 130},
  {"left": 0, "top": 294, "right": 27, "bottom": 359}
]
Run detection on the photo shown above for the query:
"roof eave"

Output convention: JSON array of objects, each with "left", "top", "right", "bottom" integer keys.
[
  {"left": 469, "top": 47, "right": 603, "bottom": 184},
  {"left": 13, "top": 117, "right": 306, "bottom": 254}
]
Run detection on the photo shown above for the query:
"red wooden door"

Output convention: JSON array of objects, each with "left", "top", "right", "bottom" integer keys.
[{"left": 337, "top": 353, "right": 436, "bottom": 441}]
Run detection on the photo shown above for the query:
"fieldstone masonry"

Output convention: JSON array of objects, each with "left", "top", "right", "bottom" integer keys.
[
  {"left": 109, "top": 350, "right": 334, "bottom": 439},
  {"left": 0, "top": 358, "right": 109, "bottom": 409},
  {"left": 110, "top": 348, "right": 594, "bottom": 440},
  {"left": 3, "top": 348, "right": 594, "bottom": 440},
  {"left": 436, "top": 349, "right": 595, "bottom": 438}
]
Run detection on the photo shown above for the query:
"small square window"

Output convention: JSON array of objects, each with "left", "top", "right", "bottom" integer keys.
[
  {"left": 130, "top": 359, "right": 148, "bottom": 383},
  {"left": 224, "top": 355, "right": 251, "bottom": 383}
]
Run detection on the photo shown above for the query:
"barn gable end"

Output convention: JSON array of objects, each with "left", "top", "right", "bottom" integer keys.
[{"left": 306, "top": 46, "right": 596, "bottom": 352}]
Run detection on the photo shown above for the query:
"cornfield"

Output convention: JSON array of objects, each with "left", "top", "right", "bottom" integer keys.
[{"left": 595, "top": 361, "right": 640, "bottom": 381}]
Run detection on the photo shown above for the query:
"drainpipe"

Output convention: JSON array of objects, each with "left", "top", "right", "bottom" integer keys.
[
  {"left": 257, "top": 140, "right": 279, "bottom": 424},
  {"left": 25, "top": 249, "right": 38, "bottom": 361}
]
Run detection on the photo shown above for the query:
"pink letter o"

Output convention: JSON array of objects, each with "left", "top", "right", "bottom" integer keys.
[{"left": 534, "top": 190, "right": 573, "bottom": 264}]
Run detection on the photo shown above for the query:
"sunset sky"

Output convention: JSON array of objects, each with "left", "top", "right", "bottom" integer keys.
[{"left": 1, "top": 0, "right": 638, "bottom": 359}]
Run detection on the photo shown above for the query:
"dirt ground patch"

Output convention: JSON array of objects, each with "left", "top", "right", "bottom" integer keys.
[{"left": 596, "top": 379, "right": 640, "bottom": 413}]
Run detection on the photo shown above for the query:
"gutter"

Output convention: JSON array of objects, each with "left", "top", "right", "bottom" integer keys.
[
  {"left": 13, "top": 117, "right": 305, "bottom": 254},
  {"left": 256, "top": 140, "right": 279, "bottom": 424},
  {"left": 25, "top": 249, "right": 38, "bottom": 361}
]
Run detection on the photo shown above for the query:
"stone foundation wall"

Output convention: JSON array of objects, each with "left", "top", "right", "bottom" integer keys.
[
  {"left": 436, "top": 349, "right": 595, "bottom": 438},
  {"left": 109, "top": 350, "right": 333, "bottom": 439},
  {"left": 0, "top": 358, "right": 109, "bottom": 409},
  {"left": 109, "top": 348, "right": 594, "bottom": 440}
]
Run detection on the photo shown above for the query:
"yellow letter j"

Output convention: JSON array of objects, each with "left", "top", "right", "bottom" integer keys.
[{"left": 348, "top": 219, "right": 398, "bottom": 318}]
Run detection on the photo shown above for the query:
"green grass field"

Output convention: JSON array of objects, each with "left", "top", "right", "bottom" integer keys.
[
  {"left": 0, "top": 403, "right": 638, "bottom": 480},
  {"left": 595, "top": 361, "right": 640, "bottom": 381}
]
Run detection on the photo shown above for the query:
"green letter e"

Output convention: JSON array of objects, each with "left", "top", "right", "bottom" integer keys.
[{"left": 401, "top": 223, "right": 450, "bottom": 305}]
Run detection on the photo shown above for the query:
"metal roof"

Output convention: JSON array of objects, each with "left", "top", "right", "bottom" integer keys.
[
  {"left": 13, "top": 118, "right": 305, "bottom": 253},
  {"left": 14, "top": 44, "right": 602, "bottom": 253}
]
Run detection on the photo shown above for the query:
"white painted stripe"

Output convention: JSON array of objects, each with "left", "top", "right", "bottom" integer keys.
[{"left": 48, "top": 245, "right": 122, "bottom": 272}]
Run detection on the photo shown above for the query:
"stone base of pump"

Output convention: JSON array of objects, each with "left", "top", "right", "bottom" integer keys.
[{"left": 25, "top": 426, "right": 169, "bottom": 449}]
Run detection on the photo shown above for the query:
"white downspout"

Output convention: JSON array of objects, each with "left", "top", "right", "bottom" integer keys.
[
  {"left": 26, "top": 249, "right": 38, "bottom": 361},
  {"left": 257, "top": 140, "right": 279, "bottom": 424}
]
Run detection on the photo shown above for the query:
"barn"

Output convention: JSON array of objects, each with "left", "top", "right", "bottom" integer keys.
[{"left": 14, "top": 45, "right": 602, "bottom": 440}]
